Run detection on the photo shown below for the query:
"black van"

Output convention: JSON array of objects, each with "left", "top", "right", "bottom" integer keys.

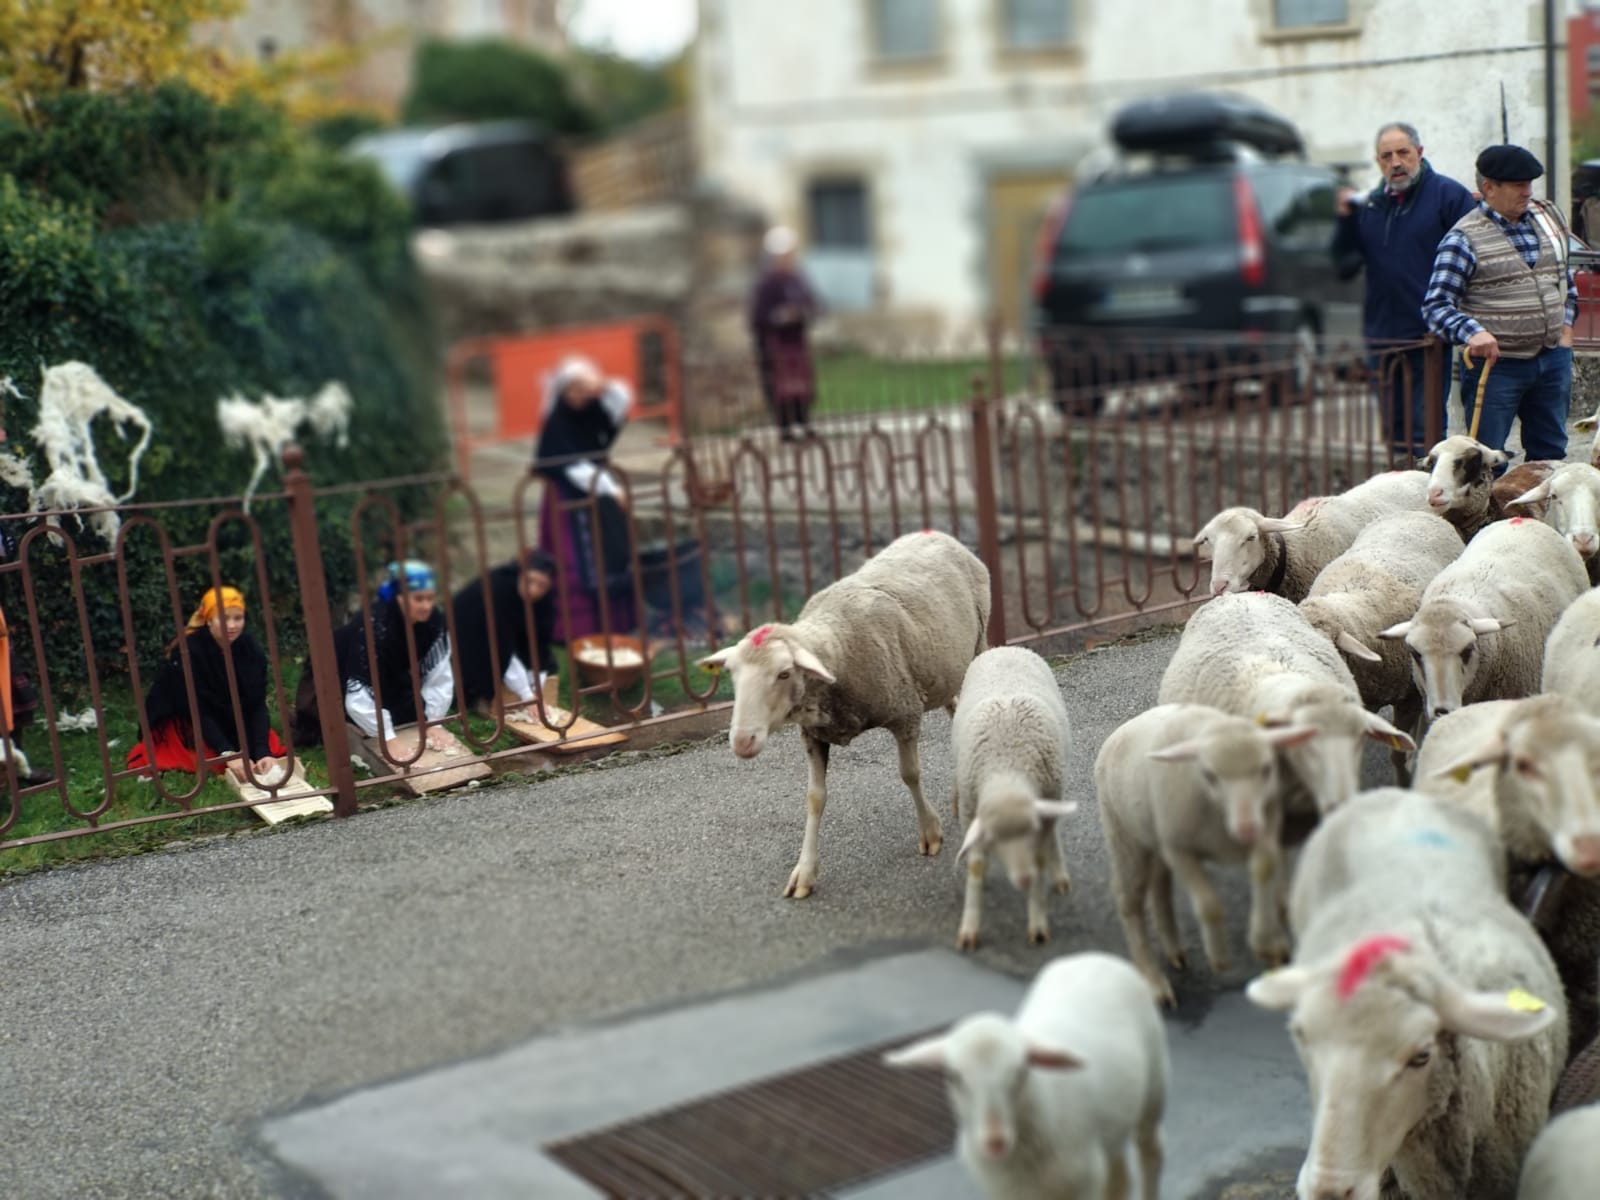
[
  {"left": 1031, "top": 93, "right": 1359, "bottom": 408},
  {"left": 348, "top": 120, "right": 575, "bottom": 227}
]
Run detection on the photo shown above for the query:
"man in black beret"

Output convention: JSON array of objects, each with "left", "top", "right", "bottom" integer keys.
[{"left": 1421, "top": 144, "right": 1577, "bottom": 469}]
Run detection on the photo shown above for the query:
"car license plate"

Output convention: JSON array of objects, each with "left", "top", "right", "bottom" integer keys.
[{"left": 1099, "top": 284, "right": 1185, "bottom": 315}]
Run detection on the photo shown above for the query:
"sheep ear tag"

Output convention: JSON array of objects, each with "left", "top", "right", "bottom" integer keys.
[
  {"left": 1505, "top": 988, "right": 1547, "bottom": 1013},
  {"left": 1448, "top": 764, "right": 1474, "bottom": 784},
  {"left": 1378, "top": 733, "right": 1411, "bottom": 751}
]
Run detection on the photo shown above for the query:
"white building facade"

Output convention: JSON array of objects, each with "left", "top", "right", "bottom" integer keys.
[{"left": 694, "top": 0, "right": 1573, "bottom": 334}]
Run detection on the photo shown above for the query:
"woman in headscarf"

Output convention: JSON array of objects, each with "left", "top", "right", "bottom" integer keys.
[
  {"left": 293, "top": 560, "right": 462, "bottom": 760},
  {"left": 450, "top": 548, "right": 559, "bottom": 711},
  {"left": 749, "top": 225, "right": 821, "bottom": 441},
  {"left": 126, "top": 586, "right": 287, "bottom": 781},
  {"left": 533, "top": 355, "right": 637, "bottom": 642}
]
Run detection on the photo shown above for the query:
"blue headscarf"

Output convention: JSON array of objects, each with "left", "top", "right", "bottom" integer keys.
[{"left": 378, "top": 559, "right": 437, "bottom": 602}]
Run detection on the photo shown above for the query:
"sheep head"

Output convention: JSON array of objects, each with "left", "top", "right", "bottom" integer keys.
[
  {"left": 1191, "top": 507, "right": 1304, "bottom": 597},
  {"left": 1149, "top": 716, "right": 1315, "bottom": 845},
  {"left": 698, "top": 624, "right": 834, "bottom": 759}
]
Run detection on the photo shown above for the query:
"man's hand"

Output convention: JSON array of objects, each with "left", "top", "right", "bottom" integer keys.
[
  {"left": 1465, "top": 329, "right": 1500, "bottom": 365},
  {"left": 1336, "top": 186, "right": 1360, "bottom": 217},
  {"left": 1561, "top": 324, "right": 1575, "bottom": 348}
]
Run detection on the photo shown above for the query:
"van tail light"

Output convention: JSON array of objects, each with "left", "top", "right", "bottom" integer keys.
[
  {"left": 1234, "top": 174, "right": 1265, "bottom": 288},
  {"left": 1031, "top": 192, "right": 1072, "bottom": 301}
]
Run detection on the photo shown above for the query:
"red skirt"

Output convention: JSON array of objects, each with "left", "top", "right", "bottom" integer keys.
[{"left": 125, "top": 719, "right": 287, "bottom": 775}]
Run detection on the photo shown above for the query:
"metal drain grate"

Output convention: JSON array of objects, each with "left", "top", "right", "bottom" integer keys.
[{"left": 543, "top": 1029, "right": 956, "bottom": 1198}]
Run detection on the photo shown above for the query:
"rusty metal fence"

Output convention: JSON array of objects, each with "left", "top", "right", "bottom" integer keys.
[{"left": 0, "top": 330, "right": 1452, "bottom": 854}]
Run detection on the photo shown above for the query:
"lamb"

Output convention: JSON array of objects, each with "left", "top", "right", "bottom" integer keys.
[
  {"left": 1420, "top": 435, "right": 1555, "bottom": 539},
  {"left": 884, "top": 951, "right": 1168, "bottom": 1200},
  {"left": 1157, "top": 591, "right": 1414, "bottom": 816},
  {"left": 698, "top": 529, "right": 989, "bottom": 899},
  {"left": 950, "top": 646, "right": 1077, "bottom": 950},
  {"left": 1416, "top": 695, "right": 1600, "bottom": 1066},
  {"left": 1573, "top": 401, "right": 1600, "bottom": 469},
  {"left": 1543, "top": 588, "right": 1600, "bottom": 716},
  {"left": 1247, "top": 787, "right": 1566, "bottom": 1200},
  {"left": 1298, "top": 510, "right": 1462, "bottom": 783},
  {"left": 1190, "top": 468, "right": 1429, "bottom": 600},
  {"left": 1516, "top": 1104, "right": 1600, "bottom": 1199},
  {"left": 1096, "top": 703, "right": 1317, "bottom": 1006},
  {"left": 1378, "top": 517, "right": 1588, "bottom": 721},
  {"left": 1506, "top": 462, "right": 1600, "bottom": 582}
]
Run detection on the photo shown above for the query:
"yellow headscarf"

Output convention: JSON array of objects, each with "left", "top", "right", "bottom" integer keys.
[{"left": 185, "top": 586, "right": 246, "bottom": 634}]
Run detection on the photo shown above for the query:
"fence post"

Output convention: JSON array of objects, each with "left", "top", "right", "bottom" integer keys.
[
  {"left": 283, "top": 445, "right": 359, "bottom": 818},
  {"left": 1422, "top": 336, "right": 1444, "bottom": 454},
  {"left": 968, "top": 377, "right": 1007, "bottom": 647}
]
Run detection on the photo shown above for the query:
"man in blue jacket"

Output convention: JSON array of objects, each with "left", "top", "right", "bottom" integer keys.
[{"left": 1332, "top": 122, "right": 1477, "bottom": 457}]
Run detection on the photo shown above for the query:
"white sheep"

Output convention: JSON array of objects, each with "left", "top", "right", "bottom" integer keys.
[
  {"left": 1096, "top": 703, "right": 1317, "bottom": 1007},
  {"left": 1248, "top": 787, "right": 1566, "bottom": 1200},
  {"left": 884, "top": 951, "right": 1168, "bottom": 1200},
  {"left": 1543, "top": 587, "right": 1600, "bottom": 718},
  {"left": 1416, "top": 694, "right": 1600, "bottom": 1069},
  {"left": 1190, "top": 469, "right": 1430, "bottom": 601},
  {"left": 1298, "top": 510, "right": 1462, "bottom": 783},
  {"left": 1379, "top": 517, "right": 1588, "bottom": 721},
  {"left": 950, "top": 646, "right": 1077, "bottom": 950},
  {"left": 1507, "top": 462, "right": 1600, "bottom": 582},
  {"left": 1158, "top": 591, "right": 1414, "bottom": 816},
  {"left": 1517, "top": 1104, "right": 1600, "bottom": 1199},
  {"left": 1573, "top": 402, "right": 1600, "bottom": 469},
  {"left": 698, "top": 529, "right": 990, "bottom": 899},
  {"left": 1420, "top": 435, "right": 1560, "bottom": 540}
]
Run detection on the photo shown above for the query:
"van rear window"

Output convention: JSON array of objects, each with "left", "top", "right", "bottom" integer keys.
[{"left": 1057, "top": 177, "right": 1236, "bottom": 256}]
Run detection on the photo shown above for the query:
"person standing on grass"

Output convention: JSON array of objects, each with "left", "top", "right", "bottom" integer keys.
[
  {"left": 1421, "top": 144, "right": 1577, "bottom": 469},
  {"left": 1332, "top": 121, "right": 1476, "bottom": 458},
  {"left": 749, "top": 225, "right": 821, "bottom": 442}
]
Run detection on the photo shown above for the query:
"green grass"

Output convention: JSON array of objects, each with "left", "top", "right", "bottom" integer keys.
[{"left": 813, "top": 351, "right": 1034, "bottom": 415}]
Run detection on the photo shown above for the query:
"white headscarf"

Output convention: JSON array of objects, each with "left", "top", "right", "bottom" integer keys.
[{"left": 763, "top": 225, "right": 798, "bottom": 257}]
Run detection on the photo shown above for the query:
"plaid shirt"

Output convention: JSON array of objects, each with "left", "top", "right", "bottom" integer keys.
[{"left": 1421, "top": 201, "right": 1578, "bottom": 344}]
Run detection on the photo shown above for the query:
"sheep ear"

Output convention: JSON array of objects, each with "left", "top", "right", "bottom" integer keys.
[
  {"left": 1033, "top": 800, "right": 1077, "bottom": 821},
  {"left": 1377, "top": 621, "right": 1412, "bottom": 641},
  {"left": 1575, "top": 415, "right": 1599, "bottom": 434},
  {"left": 698, "top": 647, "right": 737, "bottom": 672},
  {"left": 1149, "top": 740, "right": 1201, "bottom": 763},
  {"left": 883, "top": 1034, "right": 948, "bottom": 1070},
  {"left": 1397, "top": 958, "right": 1560, "bottom": 1042},
  {"left": 1507, "top": 481, "right": 1552, "bottom": 507},
  {"left": 957, "top": 817, "right": 986, "bottom": 859},
  {"left": 790, "top": 644, "right": 836, "bottom": 683},
  {"left": 1486, "top": 449, "right": 1510, "bottom": 467},
  {"left": 1363, "top": 711, "right": 1416, "bottom": 752},
  {"left": 1024, "top": 1041, "right": 1085, "bottom": 1071},
  {"left": 1265, "top": 724, "right": 1319, "bottom": 750},
  {"left": 1246, "top": 966, "right": 1313, "bottom": 1011},
  {"left": 1257, "top": 517, "right": 1306, "bottom": 534},
  {"left": 1468, "top": 616, "right": 1512, "bottom": 635},
  {"left": 1190, "top": 526, "right": 1214, "bottom": 558},
  {"left": 1428, "top": 735, "right": 1506, "bottom": 783},
  {"left": 1335, "top": 630, "right": 1384, "bottom": 662}
]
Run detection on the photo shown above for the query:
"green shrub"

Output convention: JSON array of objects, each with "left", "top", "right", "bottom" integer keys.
[{"left": 401, "top": 38, "right": 595, "bottom": 133}]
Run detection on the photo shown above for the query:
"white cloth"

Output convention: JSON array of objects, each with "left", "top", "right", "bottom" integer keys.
[
  {"left": 344, "top": 643, "right": 455, "bottom": 742},
  {"left": 502, "top": 653, "right": 536, "bottom": 703}
]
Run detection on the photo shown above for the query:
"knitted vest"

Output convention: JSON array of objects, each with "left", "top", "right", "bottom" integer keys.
[{"left": 1457, "top": 201, "right": 1569, "bottom": 358}]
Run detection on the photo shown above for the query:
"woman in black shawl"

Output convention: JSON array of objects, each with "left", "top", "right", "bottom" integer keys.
[
  {"left": 533, "top": 356, "right": 637, "bottom": 642},
  {"left": 126, "top": 586, "right": 287, "bottom": 779},
  {"left": 749, "top": 225, "right": 821, "bottom": 441},
  {"left": 451, "top": 549, "right": 559, "bottom": 710},
  {"left": 293, "top": 560, "right": 462, "bottom": 759}
]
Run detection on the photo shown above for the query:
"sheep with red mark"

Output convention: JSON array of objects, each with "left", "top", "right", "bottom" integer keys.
[
  {"left": 1506, "top": 462, "right": 1600, "bottom": 583},
  {"left": 884, "top": 951, "right": 1168, "bottom": 1200},
  {"left": 1248, "top": 786, "right": 1565, "bottom": 1200},
  {"left": 698, "top": 529, "right": 990, "bottom": 899},
  {"left": 1189, "top": 469, "right": 1430, "bottom": 601},
  {"left": 1379, "top": 518, "right": 1588, "bottom": 722},
  {"left": 950, "top": 646, "right": 1076, "bottom": 951}
]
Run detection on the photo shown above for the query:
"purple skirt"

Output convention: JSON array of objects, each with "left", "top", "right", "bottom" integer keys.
[{"left": 538, "top": 486, "right": 638, "bottom": 642}]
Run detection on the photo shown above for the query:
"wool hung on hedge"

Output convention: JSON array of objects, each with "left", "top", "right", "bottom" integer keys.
[
  {"left": 22, "top": 362, "right": 153, "bottom": 543},
  {"left": 216, "top": 382, "right": 353, "bottom": 511}
]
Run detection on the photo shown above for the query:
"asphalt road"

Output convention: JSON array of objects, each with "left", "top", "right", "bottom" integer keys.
[{"left": 1, "top": 628, "right": 1398, "bottom": 1199}]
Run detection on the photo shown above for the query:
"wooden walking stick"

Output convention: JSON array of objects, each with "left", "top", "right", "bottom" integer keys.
[{"left": 1461, "top": 343, "right": 1496, "bottom": 441}]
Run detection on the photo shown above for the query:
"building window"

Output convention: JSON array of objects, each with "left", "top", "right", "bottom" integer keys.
[
  {"left": 1274, "top": 0, "right": 1347, "bottom": 27},
  {"left": 1002, "top": 0, "right": 1072, "bottom": 49},
  {"left": 870, "top": 0, "right": 940, "bottom": 62},
  {"left": 258, "top": 37, "right": 277, "bottom": 63},
  {"left": 805, "top": 177, "right": 874, "bottom": 312},
  {"left": 809, "top": 179, "right": 871, "bottom": 249}
]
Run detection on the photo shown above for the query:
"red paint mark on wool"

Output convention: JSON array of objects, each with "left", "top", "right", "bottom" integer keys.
[
  {"left": 751, "top": 625, "right": 773, "bottom": 647},
  {"left": 1337, "top": 934, "right": 1410, "bottom": 1002},
  {"left": 922, "top": 528, "right": 935, "bottom": 535},
  {"left": 1509, "top": 517, "right": 1527, "bottom": 526}
]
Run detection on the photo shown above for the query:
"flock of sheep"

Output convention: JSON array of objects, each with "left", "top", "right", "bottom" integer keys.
[{"left": 697, "top": 432, "right": 1600, "bottom": 1200}]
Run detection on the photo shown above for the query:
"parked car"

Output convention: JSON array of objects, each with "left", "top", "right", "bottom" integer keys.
[
  {"left": 1031, "top": 92, "right": 1360, "bottom": 412},
  {"left": 348, "top": 120, "right": 575, "bottom": 227}
]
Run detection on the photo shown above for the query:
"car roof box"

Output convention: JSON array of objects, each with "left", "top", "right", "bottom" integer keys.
[{"left": 1111, "top": 92, "right": 1305, "bottom": 160}]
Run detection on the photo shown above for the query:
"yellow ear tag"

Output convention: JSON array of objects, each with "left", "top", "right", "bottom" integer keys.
[
  {"left": 1255, "top": 712, "right": 1270, "bottom": 727},
  {"left": 705, "top": 662, "right": 722, "bottom": 676},
  {"left": 1449, "top": 765, "right": 1473, "bottom": 785},
  {"left": 1505, "top": 988, "right": 1546, "bottom": 1013},
  {"left": 1382, "top": 734, "right": 1408, "bottom": 751}
]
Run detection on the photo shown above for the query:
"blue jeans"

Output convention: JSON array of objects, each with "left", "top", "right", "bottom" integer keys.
[
  {"left": 1460, "top": 345, "right": 1572, "bottom": 465},
  {"left": 1370, "top": 346, "right": 1449, "bottom": 457}
]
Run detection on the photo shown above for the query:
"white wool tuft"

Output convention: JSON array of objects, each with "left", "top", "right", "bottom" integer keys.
[{"left": 216, "top": 381, "right": 354, "bottom": 511}]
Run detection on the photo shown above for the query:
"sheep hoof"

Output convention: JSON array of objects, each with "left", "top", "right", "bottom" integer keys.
[
  {"left": 1147, "top": 977, "right": 1178, "bottom": 1009},
  {"left": 1165, "top": 950, "right": 1188, "bottom": 970},
  {"left": 1206, "top": 955, "right": 1233, "bottom": 975},
  {"left": 1028, "top": 925, "right": 1051, "bottom": 946},
  {"left": 1252, "top": 942, "right": 1291, "bottom": 968},
  {"left": 784, "top": 866, "right": 816, "bottom": 899},
  {"left": 957, "top": 929, "right": 980, "bottom": 952},
  {"left": 920, "top": 832, "right": 943, "bottom": 856},
  {"left": 1052, "top": 874, "right": 1071, "bottom": 895}
]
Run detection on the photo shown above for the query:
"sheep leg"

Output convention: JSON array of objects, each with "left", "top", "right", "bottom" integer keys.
[
  {"left": 1043, "top": 823, "right": 1071, "bottom": 894},
  {"left": 1166, "top": 851, "right": 1230, "bottom": 974},
  {"left": 1103, "top": 1145, "right": 1132, "bottom": 1200},
  {"left": 1026, "top": 853, "right": 1051, "bottom": 945},
  {"left": 889, "top": 717, "right": 942, "bottom": 856},
  {"left": 1108, "top": 839, "right": 1175, "bottom": 1008},
  {"left": 1135, "top": 1120, "right": 1163, "bottom": 1200},
  {"left": 1149, "top": 860, "right": 1186, "bottom": 969},
  {"left": 957, "top": 852, "right": 985, "bottom": 951},
  {"left": 785, "top": 735, "right": 830, "bottom": 899},
  {"left": 1246, "top": 837, "right": 1291, "bottom": 967}
]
